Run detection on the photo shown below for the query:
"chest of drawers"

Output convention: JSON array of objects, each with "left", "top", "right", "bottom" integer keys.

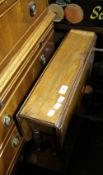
[
  {"left": 0, "top": 0, "right": 48, "bottom": 71},
  {"left": 0, "top": 1, "right": 56, "bottom": 174}
]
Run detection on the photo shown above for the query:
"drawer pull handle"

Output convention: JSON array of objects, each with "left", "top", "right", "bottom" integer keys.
[
  {"left": 40, "top": 54, "right": 46, "bottom": 66},
  {"left": 3, "top": 115, "right": 12, "bottom": 127},
  {"left": 29, "top": 1, "right": 36, "bottom": 17},
  {"left": 12, "top": 136, "right": 20, "bottom": 147}
]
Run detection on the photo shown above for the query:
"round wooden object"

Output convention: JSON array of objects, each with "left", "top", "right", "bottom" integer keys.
[
  {"left": 49, "top": 4, "right": 64, "bottom": 22},
  {"left": 64, "top": 4, "right": 84, "bottom": 24}
]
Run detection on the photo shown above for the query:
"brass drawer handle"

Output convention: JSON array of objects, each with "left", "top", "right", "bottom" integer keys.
[
  {"left": 40, "top": 54, "right": 46, "bottom": 66},
  {"left": 11, "top": 136, "right": 20, "bottom": 148},
  {"left": 3, "top": 115, "right": 12, "bottom": 127}
]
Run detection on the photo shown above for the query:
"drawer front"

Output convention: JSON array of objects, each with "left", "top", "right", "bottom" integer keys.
[
  {"left": 32, "top": 31, "right": 55, "bottom": 71},
  {"left": 0, "top": 114, "right": 14, "bottom": 151},
  {"left": 0, "top": 29, "right": 55, "bottom": 149},
  {"left": 0, "top": 0, "right": 48, "bottom": 68},
  {"left": 0, "top": 126, "right": 23, "bottom": 175},
  {"left": 0, "top": 24, "right": 54, "bottom": 106}
]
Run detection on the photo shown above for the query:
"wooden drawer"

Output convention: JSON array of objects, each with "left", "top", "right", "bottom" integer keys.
[
  {"left": 0, "top": 11, "right": 55, "bottom": 107},
  {"left": 17, "top": 29, "right": 96, "bottom": 150},
  {"left": 0, "top": 27, "right": 55, "bottom": 150},
  {"left": 0, "top": 126, "right": 23, "bottom": 175},
  {"left": 0, "top": 0, "right": 48, "bottom": 69}
]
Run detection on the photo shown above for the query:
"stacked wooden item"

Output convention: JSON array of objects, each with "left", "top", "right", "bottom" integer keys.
[
  {"left": 0, "top": 0, "right": 55, "bottom": 174},
  {"left": 17, "top": 29, "right": 96, "bottom": 171}
]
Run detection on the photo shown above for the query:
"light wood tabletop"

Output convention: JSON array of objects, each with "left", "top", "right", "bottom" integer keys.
[{"left": 20, "top": 29, "right": 96, "bottom": 130}]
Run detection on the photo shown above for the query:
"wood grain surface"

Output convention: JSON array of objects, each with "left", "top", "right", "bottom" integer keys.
[
  {"left": 0, "top": 0, "right": 48, "bottom": 71},
  {"left": 19, "top": 29, "right": 96, "bottom": 144},
  {"left": 0, "top": 126, "right": 24, "bottom": 175},
  {"left": 0, "top": 0, "right": 17, "bottom": 14},
  {"left": 0, "top": 26, "right": 54, "bottom": 150},
  {"left": 0, "top": 11, "right": 55, "bottom": 106}
]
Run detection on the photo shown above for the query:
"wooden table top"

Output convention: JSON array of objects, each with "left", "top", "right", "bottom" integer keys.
[{"left": 20, "top": 29, "right": 96, "bottom": 127}]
